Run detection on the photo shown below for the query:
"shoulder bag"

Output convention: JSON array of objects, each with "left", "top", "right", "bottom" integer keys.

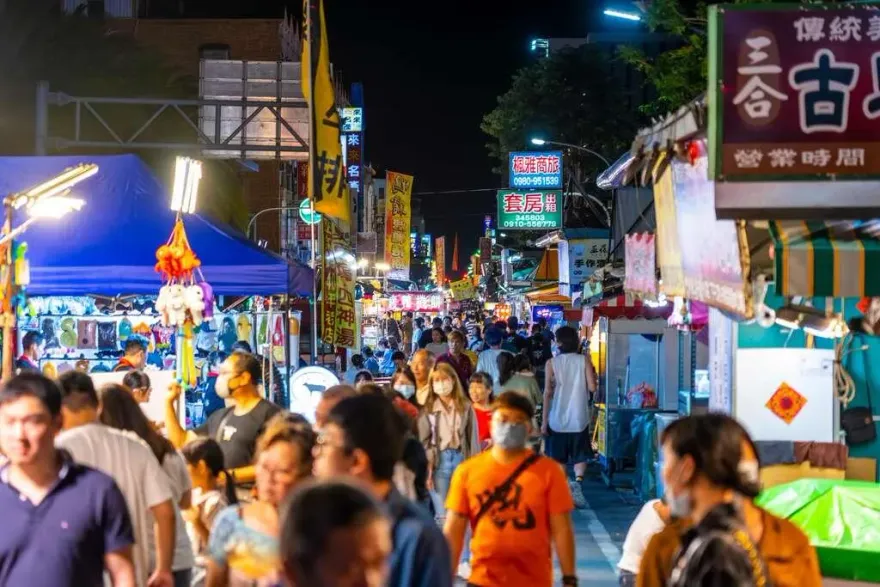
[{"left": 473, "top": 452, "right": 541, "bottom": 526}]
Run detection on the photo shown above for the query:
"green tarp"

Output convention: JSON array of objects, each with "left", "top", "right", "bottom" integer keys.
[{"left": 755, "top": 479, "right": 880, "bottom": 582}]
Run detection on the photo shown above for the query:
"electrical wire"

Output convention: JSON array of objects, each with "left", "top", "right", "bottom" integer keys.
[{"left": 834, "top": 333, "right": 868, "bottom": 407}]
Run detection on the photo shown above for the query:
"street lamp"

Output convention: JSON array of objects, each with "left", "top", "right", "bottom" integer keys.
[
  {"left": 603, "top": 8, "right": 641, "bottom": 21},
  {"left": 530, "top": 137, "right": 611, "bottom": 167},
  {"left": 2, "top": 163, "right": 97, "bottom": 379}
]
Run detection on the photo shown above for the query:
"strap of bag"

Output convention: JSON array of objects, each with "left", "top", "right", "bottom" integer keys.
[
  {"left": 473, "top": 452, "right": 541, "bottom": 527},
  {"left": 862, "top": 336, "right": 875, "bottom": 413}
]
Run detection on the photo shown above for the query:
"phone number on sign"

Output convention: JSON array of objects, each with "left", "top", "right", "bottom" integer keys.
[
  {"left": 511, "top": 175, "right": 559, "bottom": 187},
  {"left": 500, "top": 217, "right": 558, "bottom": 229}
]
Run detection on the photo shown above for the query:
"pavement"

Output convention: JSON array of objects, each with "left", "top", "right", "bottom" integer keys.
[{"left": 456, "top": 472, "right": 644, "bottom": 586}]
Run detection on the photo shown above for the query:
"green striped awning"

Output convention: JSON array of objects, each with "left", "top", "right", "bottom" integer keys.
[{"left": 770, "top": 221, "right": 880, "bottom": 298}]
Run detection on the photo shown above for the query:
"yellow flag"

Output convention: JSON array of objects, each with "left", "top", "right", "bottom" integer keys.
[
  {"left": 383, "top": 171, "right": 413, "bottom": 280},
  {"left": 301, "top": 0, "right": 349, "bottom": 224}
]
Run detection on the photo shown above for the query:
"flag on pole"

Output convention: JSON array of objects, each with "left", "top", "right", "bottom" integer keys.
[
  {"left": 302, "top": 0, "right": 350, "bottom": 224},
  {"left": 451, "top": 233, "right": 459, "bottom": 272}
]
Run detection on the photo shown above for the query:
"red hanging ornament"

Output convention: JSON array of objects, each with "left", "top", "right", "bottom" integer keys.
[{"left": 686, "top": 140, "right": 700, "bottom": 166}]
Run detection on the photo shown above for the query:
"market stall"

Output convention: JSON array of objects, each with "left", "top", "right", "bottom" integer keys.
[
  {"left": 0, "top": 154, "right": 313, "bottom": 419},
  {"left": 588, "top": 294, "right": 677, "bottom": 493}
]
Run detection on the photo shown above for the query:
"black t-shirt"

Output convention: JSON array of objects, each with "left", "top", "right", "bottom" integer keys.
[
  {"left": 527, "top": 334, "right": 552, "bottom": 368},
  {"left": 195, "top": 399, "right": 281, "bottom": 470}
]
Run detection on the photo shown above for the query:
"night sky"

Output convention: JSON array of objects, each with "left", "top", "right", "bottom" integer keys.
[
  {"left": 321, "top": 0, "right": 599, "bottom": 270},
  {"left": 200, "top": 0, "right": 609, "bottom": 269}
]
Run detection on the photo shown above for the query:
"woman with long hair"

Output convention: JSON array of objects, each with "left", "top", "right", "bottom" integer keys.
[
  {"left": 416, "top": 363, "right": 480, "bottom": 514},
  {"left": 661, "top": 414, "right": 773, "bottom": 586},
  {"left": 205, "top": 414, "right": 316, "bottom": 587},
  {"left": 99, "top": 384, "right": 195, "bottom": 587}
]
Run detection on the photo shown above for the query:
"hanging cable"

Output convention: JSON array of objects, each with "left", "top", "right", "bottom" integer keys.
[{"left": 835, "top": 333, "right": 868, "bottom": 407}]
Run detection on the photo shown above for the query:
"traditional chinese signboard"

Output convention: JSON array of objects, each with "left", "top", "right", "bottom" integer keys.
[
  {"left": 341, "top": 107, "right": 363, "bottom": 133},
  {"left": 710, "top": 4, "right": 880, "bottom": 181},
  {"left": 449, "top": 278, "right": 476, "bottom": 301},
  {"left": 496, "top": 190, "right": 563, "bottom": 231},
  {"left": 388, "top": 291, "right": 444, "bottom": 313},
  {"left": 383, "top": 171, "right": 413, "bottom": 280},
  {"left": 624, "top": 233, "right": 658, "bottom": 296},
  {"left": 558, "top": 238, "right": 608, "bottom": 298},
  {"left": 435, "top": 236, "right": 446, "bottom": 286},
  {"left": 321, "top": 219, "right": 356, "bottom": 348},
  {"left": 508, "top": 151, "right": 563, "bottom": 188}
]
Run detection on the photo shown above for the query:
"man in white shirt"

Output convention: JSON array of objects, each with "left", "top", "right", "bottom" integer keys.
[
  {"left": 56, "top": 371, "right": 177, "bottom": 587},
  {"left": 617, "top": 499, "right": 669, "bottom": 585}
]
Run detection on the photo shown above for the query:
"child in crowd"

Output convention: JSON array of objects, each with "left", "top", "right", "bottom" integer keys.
[
  {"left": 468, "top": 372, "right": 494, "bottom": 450},
  {"left": 181, "top": 439, "right": 238, "bottom": 562}
]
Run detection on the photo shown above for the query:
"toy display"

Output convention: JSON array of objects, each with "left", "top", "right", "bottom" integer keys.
[{"left": 154, "top": 218, "right": 212, "bottom": 329}]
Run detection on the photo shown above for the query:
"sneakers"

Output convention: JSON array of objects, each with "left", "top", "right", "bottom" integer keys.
[
  {"left": 569, "top": 479, "right": 587, "bottom": 509},
  {"left": 457, "top": 561, "right": 472, "bottom": 580}
]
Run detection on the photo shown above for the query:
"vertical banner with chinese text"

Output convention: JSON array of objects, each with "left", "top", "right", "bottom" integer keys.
[
  {"left": 435, "top": 236, "right": 446, "bottom": 286},
  {"left": 383, "top": 171, "right": 413, "bottom": 280},
  {"left": 321, "top": 219, "right": 356, "bottom": 348},
  {"left": 302, "top": 0, "right": 349, "bottom": 224}
]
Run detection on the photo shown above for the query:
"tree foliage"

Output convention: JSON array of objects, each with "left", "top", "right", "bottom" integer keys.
[
  {"left": 482, "top": 44, "right": 641, "bottom": 181},
  {"left": 0, "top": 0, "right": 248, "bottom": 229},
  {"left": 619, "top": 0, "right": 848, "bottom": 116}
]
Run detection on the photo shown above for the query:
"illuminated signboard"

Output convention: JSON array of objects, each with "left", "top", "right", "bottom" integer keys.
[
  {"left": 341, "top": 107, "right": 363, "bottom": 133},
  {"left": 508, "top": 151, "right": 563, "bottom": 189},
  {"left": 496, "top": 190, "right": 563, "bottom": 230},
  {"left": 410, "top": 231, "right": 420, "bottom": 256},
  {"left": 421, "top": 234, "right": 432, "bottom": 258}
]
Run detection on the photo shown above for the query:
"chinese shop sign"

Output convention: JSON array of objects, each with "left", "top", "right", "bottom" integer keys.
[
  {"left": 383, "top": 171, "right": 413, "bottom": 280},
  {"left": 435, "top": 236, "right": 446, "bottom": 286},
  {"left": 558, "top": 238, "right": 608, "bottom": 298},
  {"left": 710, "top": 4, "right": 880, "bottom": 180},
  {"left": 508, "top": 151, "right": 563, "bottom": 188},
  {"left": 496, "top": 190, "right": 563, "bottom": 231},
  {"left": 321, "top": 219, "right": 356, "bottom": 348},
  {"left": 388, "top": 292, "right": 444, "bottom": 312},
  {"left": 341, "top": 107, "right": 363, "bottom": 133}
]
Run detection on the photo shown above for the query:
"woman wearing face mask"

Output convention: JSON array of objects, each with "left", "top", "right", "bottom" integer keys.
[
  {"left": 417, "top": 362, "right": 479, "bottom": 579},
  {"left": 637, "top": 413, "right": 820, "bottom": 587},
  {"left": 637, "top": 421, "right": 820, "bottom": 587}
]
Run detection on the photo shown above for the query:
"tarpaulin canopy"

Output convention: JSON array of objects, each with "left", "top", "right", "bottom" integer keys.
[
  {"left": 0, "top": 154, "right": 313, "bottom": 297},
  {"left": 756, "top": 479, "right": 880, "bottom": 582},
  {"left": 770, "top": 220, "right": 880, "bottom": 298}
]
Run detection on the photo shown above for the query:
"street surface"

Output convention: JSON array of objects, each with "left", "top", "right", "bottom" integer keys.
[{"left": 457, "top": 474, "right": 642, "bottom": 586}]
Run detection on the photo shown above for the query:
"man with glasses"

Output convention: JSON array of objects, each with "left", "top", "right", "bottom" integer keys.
[
  {"left": 165, "top": 351, "right": 280, "bottom": 498},
  {"left": 444, "top": 391, "right": 577, "bottom": 587},
  {"left": 313, "top": 393, "right": 452, "bottom": 587}
]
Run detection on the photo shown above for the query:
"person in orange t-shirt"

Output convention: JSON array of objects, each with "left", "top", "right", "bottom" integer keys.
[{"left": 444, "top": 391, "right": 577, "bottom": 587}]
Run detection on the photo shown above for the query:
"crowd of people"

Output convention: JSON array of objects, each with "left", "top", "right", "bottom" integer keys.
[{"left": 0, "top": 310, "right": 824, "bottom": 586}]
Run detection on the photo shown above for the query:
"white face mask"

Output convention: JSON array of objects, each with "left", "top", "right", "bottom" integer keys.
[
  {"left": 215, "top": 374, "right": 233, "bottom": 398},
  {"left": 394, "top": 384, "right": 416, "bottom": 399},
  {"left": 433, "top": 380, "right": 454, "bottom": 397}
]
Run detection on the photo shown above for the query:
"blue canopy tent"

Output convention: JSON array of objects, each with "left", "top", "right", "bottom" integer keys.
[{"left": 0, "top": 154, "right": 314, "bottom": 297}]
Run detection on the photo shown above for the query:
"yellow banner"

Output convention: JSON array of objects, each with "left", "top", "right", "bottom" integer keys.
[
  {"left": 302, "top": 0, "right": 349, "bottom": 224},
  {"left": 384, "top": 171, "right": 413, "bottom": 280},
  {"left": 653, "top": 158, "right": 685, "bottom": 296},
  {"left": 449, "top": 278, "right": 476, "bottom": 301},
  {"left": 321, "top": 219, "right": 356, "bottom": 348}
]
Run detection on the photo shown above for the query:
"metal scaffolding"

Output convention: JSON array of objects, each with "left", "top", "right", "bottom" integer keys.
[{"left": 35, "top": 81, "right": 309, "bottom": 158}]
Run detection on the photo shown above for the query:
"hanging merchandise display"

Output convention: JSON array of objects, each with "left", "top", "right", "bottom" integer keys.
[{"left": 155, "top": 217, "right": 213, "bottom": 388}]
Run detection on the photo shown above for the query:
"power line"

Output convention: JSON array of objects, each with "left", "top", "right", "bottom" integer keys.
[{"left": 412, "top": 188, "right": 499, "bottom": 196}]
